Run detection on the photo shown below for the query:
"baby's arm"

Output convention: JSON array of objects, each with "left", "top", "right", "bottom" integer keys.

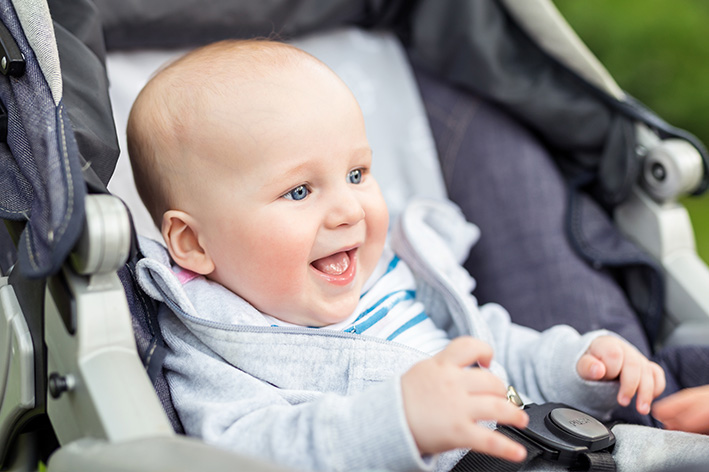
[
  {"left": 401, "top": 337, "right": 528, "bottom": 462},
  {"left": 480, "top": 303, "right": 622, "bottom": 417},
  {"left": 169, "top": 330, "right": 527, "bottom": 470},
  {"left": 166, "top": 335, "right": 430, "bottom": 472},
  {"left": 490, "top": 312, "right": 665, "bottom": 416},
  {"left": 652, "top": 385, "right": 709, "bottom": 434}
]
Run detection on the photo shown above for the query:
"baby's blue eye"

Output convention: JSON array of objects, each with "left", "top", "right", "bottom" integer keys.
[
  {"left": 348, "top": 169, "right": 363, "bottom": 184},
  {"left": 284, "top": 185, "right": 309, "bottom": 201}
]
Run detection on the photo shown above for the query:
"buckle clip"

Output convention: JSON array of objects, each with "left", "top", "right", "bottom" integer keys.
[{"left": 501, "top": 395, "right": 615, "bottom": 466}]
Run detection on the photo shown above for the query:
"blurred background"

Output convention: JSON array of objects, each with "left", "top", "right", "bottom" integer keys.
[{"left": 554, "top": 0, "right": 709, "bottom": 262}]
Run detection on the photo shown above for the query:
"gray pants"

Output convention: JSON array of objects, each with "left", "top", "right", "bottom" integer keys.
[{"left": 524, "top": 425, "right": 709, "bottom": 471}]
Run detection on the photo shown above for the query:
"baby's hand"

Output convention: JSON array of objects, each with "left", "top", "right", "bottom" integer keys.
[
  {"left": 652, "top": 385, "right": 709, "bottom": 434},
  {"left": 401, "top": 337, "right": 529, "bottom": 462},
  {"left": 576, "top": 336, "right": 665, "bottom": 415}
]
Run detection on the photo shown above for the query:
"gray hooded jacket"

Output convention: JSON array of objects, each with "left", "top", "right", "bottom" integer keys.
[{"left": 136, "top": 199, "right": 619, "bottom": 471}]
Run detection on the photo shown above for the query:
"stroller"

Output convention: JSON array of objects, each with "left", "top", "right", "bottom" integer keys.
[{"left": 1, "top": 0, "right": 708, "bottom": 470}]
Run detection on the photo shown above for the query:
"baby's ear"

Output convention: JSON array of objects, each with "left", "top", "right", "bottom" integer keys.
[{"left": 161, "top": 210, "right": 215, "bottom": 275}]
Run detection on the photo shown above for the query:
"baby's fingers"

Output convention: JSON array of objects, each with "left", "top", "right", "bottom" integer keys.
[
  {"left": 461, "top": 369, "right": 508, "bottom": 398},
  {"left": 617, "top": 355, "right": 642, "bottom": 407},
  {"left": 585, "top": 336, "right": 625, "bottom": 380},
  {"left": 456, "top": 397, "right": 529, "bottom": 462},
  {"left": 577, "top": 353, "right": 607, "bottom": 381},
  {"left": 467, "top": 395, "right": 529, "bottom": 429},
  {"left": 465, "top": 427, "right": 528, "bottom": 463},
  {"left": 436, "top": 336, "right": 494, "bottom": 369},
  {"left": 652, "top": 363, "right": 666, "bottom": 398},
  {"left": 634, "top": 362, "right": 657, "bottom": 415}
]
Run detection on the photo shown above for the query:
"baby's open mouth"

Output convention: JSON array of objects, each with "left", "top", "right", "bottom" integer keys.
[{"left": 311, "top": 250, "right": 353, "bottom": 276}]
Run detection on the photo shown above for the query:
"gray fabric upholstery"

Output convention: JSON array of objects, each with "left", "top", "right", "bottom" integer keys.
[{"left": 414, "top": 66, "right": 653, "bottom": 355}]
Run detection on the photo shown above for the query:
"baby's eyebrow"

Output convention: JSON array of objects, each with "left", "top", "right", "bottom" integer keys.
[
  {"left": 273, "top": 161, "right": 311, "bottom": 183},
  {"left": 258, "top": 161, "right": 312, "bottom": 194},
  {"left": 352, "top": 146, "right": 373, "bottom": 159}
]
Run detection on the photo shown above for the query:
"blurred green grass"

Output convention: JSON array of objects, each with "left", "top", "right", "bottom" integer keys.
[{"left": 554, "top": 0, "right": 709, "bottom": 262}]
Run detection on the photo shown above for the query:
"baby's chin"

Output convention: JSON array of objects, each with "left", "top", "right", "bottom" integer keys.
[{"left": 304, "top": 299, "right": 360, "bottom": 328}]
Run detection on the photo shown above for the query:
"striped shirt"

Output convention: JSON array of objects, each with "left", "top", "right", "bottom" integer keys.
[{"left": 264, "top": 247, "right": 450, "bottom": 355}]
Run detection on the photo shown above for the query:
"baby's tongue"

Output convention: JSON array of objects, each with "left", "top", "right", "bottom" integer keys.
[{"left": 312, "top": 251, "right": 350, "bottom": 275}]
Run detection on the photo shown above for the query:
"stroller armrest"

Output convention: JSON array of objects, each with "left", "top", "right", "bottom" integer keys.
[
  {"left": 45, "top": 195, "right": 174, "bottom": 444},
  {"left": 615, "top": 186, "right": 709, "bottom": 345},
  {"left": 46, "top": 436, "right": 292, "bottom": 472},
  {"left": 0, "top": 278, "right": 34, "bottom": 464},
  {"left": 615, "top": 124, "right": 709, "bottom": 346}
]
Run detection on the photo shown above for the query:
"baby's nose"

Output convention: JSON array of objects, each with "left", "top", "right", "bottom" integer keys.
[{"left": 326, "top": 191, "right": 365, "bottom": 228}]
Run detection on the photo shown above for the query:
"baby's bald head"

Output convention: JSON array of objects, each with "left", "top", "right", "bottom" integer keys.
[{"left": 127, "top": 40, "right": 327, "bottom": 226}]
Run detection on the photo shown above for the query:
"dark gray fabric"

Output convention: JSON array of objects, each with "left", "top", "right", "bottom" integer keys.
[
  {"left": 566, "top": 185, "right": 664, "bottom": 344},
  {"left": 50, "top": 0, "right": 119, "bottom": 190},
  {"left": 0, "top": 223, "right": 16, "bottom": 274},
  {"left": 654, "top": 345, "right": 709, "bottom": 392},
  {"left": 0, "top": 2, "right": 86, "bottom": 279},
  {"left": 406, "top": 0, "right": 709, "bottom": 203},
  {"left": 407, "top": 0, "right": 616, "bottom": 203},
  {"left": 95, "top": 0, "right": 408, "bottom": 50},
  {"left": 119, "top": 256, "right": 184, "bottom": 433},
  {"left": 413, "top": 66, "right": 652, "bottom": 355},
  {"left": 0, "top": 0, "right": 119, "bottom": 279}
]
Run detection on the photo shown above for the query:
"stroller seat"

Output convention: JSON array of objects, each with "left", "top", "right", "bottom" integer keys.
[{"left": 1, "top": 0, "right": 709, "bottom": 470}]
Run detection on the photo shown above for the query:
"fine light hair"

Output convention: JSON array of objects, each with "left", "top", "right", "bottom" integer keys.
[{"left": 126, "top": 39, "right": 321, "bottom": 227}]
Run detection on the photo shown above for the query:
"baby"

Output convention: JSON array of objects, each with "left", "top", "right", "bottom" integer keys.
[{"left": 128, "top": 39, "right": 707, "bottom": 471}]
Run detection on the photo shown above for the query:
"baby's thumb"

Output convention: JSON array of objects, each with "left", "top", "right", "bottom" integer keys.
[{"left": 577, "top": 354, "right": 606, "bottom": 380}]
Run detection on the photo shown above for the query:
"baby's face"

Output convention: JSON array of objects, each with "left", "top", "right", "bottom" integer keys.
[{"left": 187, "top": 61, "right": 389, "bottom": 326}]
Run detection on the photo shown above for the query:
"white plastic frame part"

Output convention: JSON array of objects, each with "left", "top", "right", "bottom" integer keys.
[
  {"left": 45, "top": 194, "right": 173, "bottom": 445},
  {"left": 44, "top": 264, "right": 174, "bottom": 445},
  {"left": 70, "top": 194, "right": 131, "bottom": 276},
  {"left": 46, "top": 436, "right": 291, "bottom": 472},
  {"left": 500, "top": 0, "right": 625, "bottom": 100},
  {"left": 634, "top": 124, "right": 704, "bottom": 203},
  {"left": 43, "top": 194, "right": 292, "bottom": 472},
  {"left": 615, "top": 126, "right": 709, "bottom": 345},
  {"left": 0, "top": 278, "right": 35, "bottom": 459}
]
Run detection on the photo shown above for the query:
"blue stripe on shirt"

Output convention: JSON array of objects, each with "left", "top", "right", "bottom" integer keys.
[
  {"left": 361, "top": 254, "right": 400, "bottom": 299},
  {"left": 386, "top": 311, "right": 428, "bottom": 341},
  {"left": 345, "top": 290, "right": 415, "bottom": 334},
  {"left": 351, "top": 287, "right": 413, "bottom": 325},
  {"left": 385, "top": 255, "right": 400, "bottom": 275}
]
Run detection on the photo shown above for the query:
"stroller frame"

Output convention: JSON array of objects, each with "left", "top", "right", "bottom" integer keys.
[
  {"left": 1, "top": 0, "right": 709, "bottom": 470},
  {"left": 3, "top": 195, "right": 288, "bottom": 471}
]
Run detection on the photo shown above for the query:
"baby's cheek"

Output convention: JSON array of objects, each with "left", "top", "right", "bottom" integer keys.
[
  {"left": 367, "top": 202, "right": 389, "bottom": 247},
  {"left": 213, "top": 227, "right": 307, "bottom": 306},
  {"left": 366, "top": 191, "right": 389, "bottom": 240},
  {"left": 253, "top": 239, "right": 307, "bottom": 287}
]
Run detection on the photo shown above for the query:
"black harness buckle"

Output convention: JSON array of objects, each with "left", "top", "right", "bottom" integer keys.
[
  {"left": 452, "top": 389, "right": 616, "bottom": 471},
  {"left": 500, "top": 402, "right": 616, "bottom": 467}
]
